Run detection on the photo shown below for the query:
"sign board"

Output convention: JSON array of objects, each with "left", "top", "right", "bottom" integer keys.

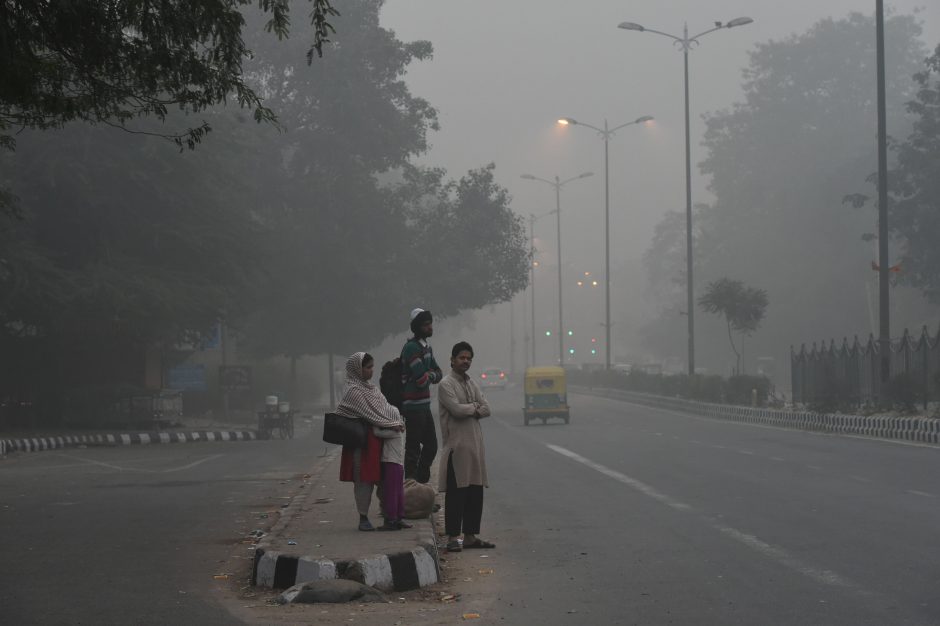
[
  {"left": 219, "top": 366, "right": 252, "bottom": 392},
  {"left": 167, "top": 364, "right": 208, "bottom": 392}
]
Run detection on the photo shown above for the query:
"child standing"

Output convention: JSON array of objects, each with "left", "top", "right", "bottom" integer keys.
[{"left": 373, "top": 423, "right": 412, "bottom": 531}]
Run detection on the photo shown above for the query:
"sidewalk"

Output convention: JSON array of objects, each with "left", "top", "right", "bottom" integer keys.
[{"left": 251, "top": 445, "right": 441, "bottom": 593}]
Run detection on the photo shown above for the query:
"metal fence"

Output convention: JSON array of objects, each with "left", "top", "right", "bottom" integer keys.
[{"left": 791, "top": 325, "right": 940, "bottom": 408}]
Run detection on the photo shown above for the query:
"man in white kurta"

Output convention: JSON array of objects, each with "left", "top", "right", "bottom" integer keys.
[{"left": 438, "top": 341, "right": 494, "bottom": 552}]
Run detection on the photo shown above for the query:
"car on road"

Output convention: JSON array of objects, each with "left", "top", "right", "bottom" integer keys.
[{"left": 480, "top": 367, "right": 507, "bottom": 390}]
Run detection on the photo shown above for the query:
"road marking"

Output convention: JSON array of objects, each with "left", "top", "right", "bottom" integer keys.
[
  {"left": 739, "top": 450, "right": 756, "bottom": 456},
  {"left": 546, "top": 443, "right": 856, "bottom": 590},
  {"left": 52, "top": 453, "right": 152, "bottom": 473},
  {"left": 162, "top": 454, "right": 223, "bottom": 473},
  {"left": 906, "top": 489, "right": 935, "bottom": 498},
  {"left": 770, "top": 457, "right": 785, "bottom": 462},
  {"left": 848, "top": 475, "right": 872, "bottom": 483},
  {"left": 546, "top": 444, "right": 690, "bottom": 511}
]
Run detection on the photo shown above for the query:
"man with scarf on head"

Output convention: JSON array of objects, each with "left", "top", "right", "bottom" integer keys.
[{"left": 400, "top": 308, "right": 443, "bottom": 483}]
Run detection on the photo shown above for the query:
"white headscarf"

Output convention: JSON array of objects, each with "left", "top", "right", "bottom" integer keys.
[{"left": 334, "top": 352, "right": 403, "bottom": 427}]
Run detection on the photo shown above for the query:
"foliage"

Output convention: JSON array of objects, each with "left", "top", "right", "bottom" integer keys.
[
  {"left": 884, "top": 45, "right": 940, "bottom": 302},
  {"left": 0, "top": 0, "right": 530, "bottom": 424},
  {"left": 568, "top": 368, "right": 772, "bottom": 407},
  {"left": 643, "top": 12, "right": 929, "bottom": 365},
  {"left": 0, "top": 0, "right": 338, "bottom": 152},
  {"left": 882, "top": 372, "right": 921, "bottom": 413},
  {"left": 698, "top": 278, "right": 768, "bottom": 373}
]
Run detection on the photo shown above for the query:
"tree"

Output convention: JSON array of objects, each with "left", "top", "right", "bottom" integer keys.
[
  {"left": 699, "top": 278, "right": 768, "bottom": 374},
  {"left": 682, "top": 12, "right": 929, "bottom": 364},
  {"left": 883, "top": 44, "right": 940, "bottom": 302},
  {"left": 0, "top": 0, "right": 338, "bottom": 151}
]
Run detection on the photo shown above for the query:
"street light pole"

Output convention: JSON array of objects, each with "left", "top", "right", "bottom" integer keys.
[
  {"left": 875, "top": 0, "right": 890, "bottom": 385},
  {"left": 558, "top": 115, "right": 653, "bottom": 369},
  {"left": 529, "top": 214, "right": 536, "bottom": 366},
  {"left": 619, "top": 16, "right": 753, "bottom": 376},
  {"left": 520, "top": 172, "right": 594, "bottom": 366}
]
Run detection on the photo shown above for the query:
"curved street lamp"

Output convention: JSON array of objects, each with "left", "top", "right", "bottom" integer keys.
[
  {"left": 618, "top": 17, "right": 753, "bottom": 376},
  {"left": 557, "top": 115, "right": 653, "bottom": 369},
  {"left": 520, "top": 172, "right": 594, "bottom": 365}
]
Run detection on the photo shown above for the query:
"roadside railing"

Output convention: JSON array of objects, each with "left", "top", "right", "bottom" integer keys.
[{"left": 791, "top": 325, "right": 940, "bottom": 409}]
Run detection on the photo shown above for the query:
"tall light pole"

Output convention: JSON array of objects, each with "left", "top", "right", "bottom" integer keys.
[
  {"left": 558, "top": 115, "right": 654, "bottom": 370},
  {"left": 875, "top": 0, "right": 890, "bottom": 386},
  {"left": 619, "top": 16, "right": 753, "bottom": 376},
  {"left": 521, "top": 172, "right": 594, "bottom": 366},
  {"left": 528, "top": 210, "right": 554, "bottom": 366}
]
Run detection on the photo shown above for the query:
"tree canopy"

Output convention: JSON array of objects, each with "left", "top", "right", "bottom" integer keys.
[
  {"left": 699, "top": 278, "right": 769, "bottom": 374},
  {"left": 642, "top": 12, "right": 932, "bottom": 366},
  {"left": 0, "top": 0, "right": 338, "bottom": 151},
  {"left": 883, "top": 44, "right": 940, "bottom": 302},
  {"left": 0, "top": 0, "right": 531, "bottom": 421}
]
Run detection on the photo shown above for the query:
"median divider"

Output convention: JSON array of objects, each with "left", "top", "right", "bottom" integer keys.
[
  {"left": 0, "top": 429, "right": 258, "bottom": 456},
  {"left": 572, "top": 386, "right": 940, "bottom": 446}
]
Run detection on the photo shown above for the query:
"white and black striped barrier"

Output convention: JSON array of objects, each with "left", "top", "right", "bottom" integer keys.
[
  {"left": 573, "top": 386, "right": 940, "bottom": 446},
  {"left": 0, "top": 430, "right": 258, "bottom": 456}
]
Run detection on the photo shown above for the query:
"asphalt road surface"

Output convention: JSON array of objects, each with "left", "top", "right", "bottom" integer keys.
[
  {"left": 440, "top": 388, "right": 940, "bottom": 626},
  {"left": 0, "top": 419, "right": 328, "bottom": 625},
  {"left": 4, "top": 390, "right": 940, "bottom": 625}
]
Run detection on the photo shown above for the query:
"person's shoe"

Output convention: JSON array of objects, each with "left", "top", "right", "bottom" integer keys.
[
  {"left": 445, "top": 539, "right": 462, "bottom": 552},
  {"left": 394, "top": 520, "right": 413, "bottom": 529},
  {"left": 358, "top": 519, "right": 375, "bottom": 531},
  {"left": 377, "top": 521, "right": 400, "bottom": 531}
]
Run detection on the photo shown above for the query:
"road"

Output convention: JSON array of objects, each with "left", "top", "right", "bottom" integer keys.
[
  {"left": 0, "top": 420, "right": 327, "bottom": 625},
  {"left": 440, "top": 388, "right": 940, "bottom": 625},
  {"left": 4, "top": 390, "right": 940, "bottom": 625}
]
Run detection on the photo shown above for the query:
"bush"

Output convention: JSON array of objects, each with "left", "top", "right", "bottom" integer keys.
[{"left": 570, "top": 367, "right": 771, "bottom": 407}]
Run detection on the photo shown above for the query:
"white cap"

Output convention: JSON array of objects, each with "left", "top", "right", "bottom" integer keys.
[{"left": 410, "top": 308, "right": 425, "bottom": 321}]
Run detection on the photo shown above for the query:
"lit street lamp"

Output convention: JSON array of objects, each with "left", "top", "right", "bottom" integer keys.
[
  {"left": 521, "top": 172, "right": 594, "bottom": 366},
  {"left": 618, "top": 17, "right": 752, "bottom": 376},
  {"left": 558, "top": 115, "right": 653, "bottom": 370}
]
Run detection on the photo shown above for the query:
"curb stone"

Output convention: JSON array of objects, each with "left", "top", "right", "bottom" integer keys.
[
  {"left": 573, "top": 386, "right": 940, "bottom": 447},
  {"left": 249, "top": 447, "right": 440, "bottom": 593},
  {"left": 251, "top": 544, "right": 438, "bottom": 592},
  {"left": 0, "top": 430, "right": 258, "bottom": 455}
]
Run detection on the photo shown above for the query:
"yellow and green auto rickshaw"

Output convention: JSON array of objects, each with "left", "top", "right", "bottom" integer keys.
[{"left": 523, "top": 366, "right": 569, "bottom": 425}]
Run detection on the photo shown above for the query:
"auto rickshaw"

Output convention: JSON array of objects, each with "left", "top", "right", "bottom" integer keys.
[{"left": 523, "top": 366, "right": 569, "bottom": 425}]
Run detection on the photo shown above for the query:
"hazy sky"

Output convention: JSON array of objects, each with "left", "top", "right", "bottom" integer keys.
[{"left": 373, "top": 1, "right": 938, "bottom": 370}]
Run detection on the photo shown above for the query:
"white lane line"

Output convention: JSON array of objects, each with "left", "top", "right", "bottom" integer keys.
[
  {"left": 546, "top": 443, "right": 856, "bottom": 590},
  {"left": 906, "top": 490, "right": 935, "bottom": 498},
  {"left": 162, "top": 454, "right": 223, "bottom": 473},
  {"left": 52, "top": 453, "right": 153, "bottom": 473},
  {"left": 739, "top": 450, "right": 756, "bottom": 456},
  {"left": 546, "top": 444, "right": 690, "bottom": 511}
]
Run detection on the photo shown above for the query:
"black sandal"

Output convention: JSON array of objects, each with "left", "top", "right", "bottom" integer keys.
[
  {"left": 445, "top": 539, "right": 462, "bottom": 552},
  {"left": 463, "top": 539, "right": 495, "bottom": 549}
]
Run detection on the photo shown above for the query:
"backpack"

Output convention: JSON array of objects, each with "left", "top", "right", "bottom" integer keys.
[{"left": 380, "top": 357, "right": 404, "bottom": 410}]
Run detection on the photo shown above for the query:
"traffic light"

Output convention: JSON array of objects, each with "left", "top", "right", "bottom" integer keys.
[
  {"left": 591, "top": 337, "right": 597, "bottom": 343},
  {"left": 568, "top": 348, "right": 575, "bottom": 355},
  {"left": 591, "top": 349, "right": 597, "bottom": 355},
  {"left": 545, "top": 330, "right": 552, "bottom": 337},
  {"left": 567, "top": 330, "right": 573, "bottom": 337}
]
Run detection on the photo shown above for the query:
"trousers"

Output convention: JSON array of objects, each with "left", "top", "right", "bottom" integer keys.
[
  {"left": 444, "top": 452, "right": 483, "bottom": 537},
  {"left": 403, "top": 405, "right": 437, "bottom": 483}
]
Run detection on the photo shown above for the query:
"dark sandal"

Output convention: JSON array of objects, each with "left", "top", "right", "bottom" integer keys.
[
  {"left": 445, "top": 540, "right": 462, "bottom": 552},
  {"left": 463, "top": 539, "right": 495, "bottom": 549}
]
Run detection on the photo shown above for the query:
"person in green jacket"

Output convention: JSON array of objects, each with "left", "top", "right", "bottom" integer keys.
[{"left": 400, "top": 308, "right": 443, "bottom": 483}]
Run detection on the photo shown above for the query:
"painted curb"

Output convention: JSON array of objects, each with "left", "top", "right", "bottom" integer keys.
[
  {"left": 251, "top": 544, "right": 438, "bottom": 592},
  {"left": 0, "top": 430, "right": 258, "bottom": 455},
  {"left": 573, "top": 386, "right": 940, "bottom": 446}
]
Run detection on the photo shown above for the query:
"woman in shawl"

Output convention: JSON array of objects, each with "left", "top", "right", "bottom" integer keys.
[{"left": 336, "top": 352, "right": 405, "bottom": 531}]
